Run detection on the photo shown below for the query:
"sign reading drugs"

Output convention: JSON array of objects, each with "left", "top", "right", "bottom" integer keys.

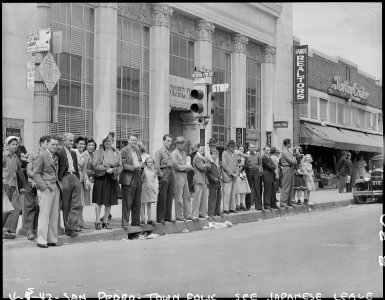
[
  {"left": 293, "top": 45, "right": 308, "bottom": 103},
  {"left": 26, "top": 29, "right": 51, "bottom": 53}
]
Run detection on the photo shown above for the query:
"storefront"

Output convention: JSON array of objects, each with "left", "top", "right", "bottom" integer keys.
[
  {"left": 3, "top": 3, "right": 294, "bottom": 154},
  {"left": 293, "top": 41, "right": 383, "bottom": 187}
]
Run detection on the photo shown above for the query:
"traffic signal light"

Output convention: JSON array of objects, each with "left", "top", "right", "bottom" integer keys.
[{"left": 190, "top": 84, "right": 205, "bottom": 114}]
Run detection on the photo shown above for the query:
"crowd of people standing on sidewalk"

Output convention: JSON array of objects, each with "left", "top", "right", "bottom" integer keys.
[{"left": 3, "top": 132, "right": 320, "bottom": 247}]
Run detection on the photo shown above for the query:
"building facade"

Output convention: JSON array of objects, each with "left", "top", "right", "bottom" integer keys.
[
  {"left": 3, "top": 3, "right": 294, "bottom": 154},
  {"left": 293, "top": 37, "right": 383, "bottom": 172}
]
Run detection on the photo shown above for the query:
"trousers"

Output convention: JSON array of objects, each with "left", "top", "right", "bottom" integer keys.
[
  {"left": 192, "top": 183, "right": 208, "bottom": 218},
  {"left": 156, "top": 169, "right": 175, "bottom": 222},
  {"left": 245, "top": 170, "right": 262, "bottom": 209},
  {"left": 23, "top": 183, "right": 39, "bottom": 234},
  {"left": 3, "top": 185, "right": 20, "bottom": 234},
  {"left": 174, "top": 172, "right": 192, "bottom": 219},
  {"left": 36, "top": 184, "right": 60, "bottom": 244},
  {"left": 222, "top": 181, "right": 235, "bottom": 211},
  {"left": 280, "top": 167, "right": 294, "bottom": 205},
  {"left": 262, "top": 174, "right": 275, "bottom": 207},
  {"left": 208, "top": 187, "right": 221, "bottom": 216},
  {"left": 121, "top": 185, "right": 142, "bottom": 226},
  {"left": 61, "top": 174, "right": 82, "bottom": 232},
  {"left": 338, "top": 175, "right": 346, "bottom": 193}
]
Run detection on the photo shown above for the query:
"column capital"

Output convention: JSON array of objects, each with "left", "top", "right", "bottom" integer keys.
[
  {"left": 94, "top": 3, "right": 118, "bottom": 9},
  {"left": 232, "top": 34, "right": 249, "bottom": 54},
  {"left": 263, "top": 45, "right": 276, "bottom": 64},
  {"left": 196, "top": 20, "right": 215, "bottom": 42},
  {"left": 152, "top": 4, "right": 173, "bottom": 27}
]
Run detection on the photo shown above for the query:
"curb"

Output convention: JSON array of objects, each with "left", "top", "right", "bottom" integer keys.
[{"left": 3, "top": 199, "right": 355, "bottom": 249}]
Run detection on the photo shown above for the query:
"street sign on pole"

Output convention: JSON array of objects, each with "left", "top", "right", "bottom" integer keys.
[
  {"left": 26, "top": 62, "right": 35, "bottom": 89},
  {"left": 26, "top": 29, "right": 51, "bottom": 53},
  {"left": 38, "top": 52, "right": 61, "bottom": 92}
]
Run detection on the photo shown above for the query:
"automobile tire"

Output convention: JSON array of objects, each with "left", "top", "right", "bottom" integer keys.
[{"left": 354, "top": 196, "right": 365, "bottom": 204}]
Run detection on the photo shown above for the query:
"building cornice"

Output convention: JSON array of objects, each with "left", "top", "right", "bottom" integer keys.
[
  {"left": 169, "top": 3, "right": 275, "bottom": 46},
  {"left": 248, "top": 3, "right": 283, "bottom": 18}
]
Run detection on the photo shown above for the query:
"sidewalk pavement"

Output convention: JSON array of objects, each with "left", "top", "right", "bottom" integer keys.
[{"left": 3, "top": 189, "right": 354, "bottom": 249}]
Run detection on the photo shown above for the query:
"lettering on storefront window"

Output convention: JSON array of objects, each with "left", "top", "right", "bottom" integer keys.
[
  {"left": 327, "top": 76, "right": 369, "bottom": 104},
  {"left": 169, "top": 85, "right": 191, "bottom": 100}
]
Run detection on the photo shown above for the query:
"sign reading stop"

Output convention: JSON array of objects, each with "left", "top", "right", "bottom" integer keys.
[{"left": 212, "top": 83, "right": 229, "bottom": 93}]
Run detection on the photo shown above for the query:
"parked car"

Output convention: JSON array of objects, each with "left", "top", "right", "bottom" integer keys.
[{"left": 353, "top": 155, "right": 383, "bottom": 204}]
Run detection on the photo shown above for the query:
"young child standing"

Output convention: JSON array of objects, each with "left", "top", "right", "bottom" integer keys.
[{"left": 141, "top": 157, "right": 158, "bottom": 226}]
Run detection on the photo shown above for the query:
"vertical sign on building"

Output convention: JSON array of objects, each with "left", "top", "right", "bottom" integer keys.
[
  {"left": 236, "top": 128, "right": 243, "bottom": 147},
  {"left": 293, "top": 45, "right": 308, "bottom": 103},
  {"left": 266, "top": 131, "right": 272, "bottom": 148},
  {"left": 26, "top": 62, "right": 35, "bottom": 89},
  {"left": 242, "top": 128, "right": 246, "bottom": 146}
]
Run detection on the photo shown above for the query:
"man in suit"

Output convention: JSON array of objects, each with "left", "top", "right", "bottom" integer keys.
[
  {"left": 337, "top": 151, "right": 348, "bottom": 193},
  {"left": 56, "top": 133, "right": 82, "bottom": 237},
  {"left": 221, "top": 140, "right": 239, "bottom": 214},
  {"left": 119, "top": 134, "right": 143, "bottom": 229},
  {"left": 154, "top": 134, "right": 175, "bottom": 224},
  {"left": 206, "top": 148, "right": 222, "bottom": 219},
  {"left": 244, "top": 144, "right": 263, "bottom": 210},
  {"left": 171, "top": 136, "right": 193, "bottom": 221},
  {"left": 32, "top": 136, "right": 63, "bottom": 248},
  {"left": 22, "top": 135, "right": 51, "bottom": 241},
  {"left": 262, "top": 146, "right": 278, "bottom": 209},
  {"left": 191, "top": 144, "right": 211, "bottom": 221}
]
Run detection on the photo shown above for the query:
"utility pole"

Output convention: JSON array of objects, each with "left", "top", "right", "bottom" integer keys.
[{"left": 33, "top": 3, "right": 52, "bottom": 152}]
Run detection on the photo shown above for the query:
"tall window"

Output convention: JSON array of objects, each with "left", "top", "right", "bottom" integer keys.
[
  {"left": 378, "top": 113, "right": 383, "bottom": 133},
  {"left": 246, "top": 59, "right": 261, "bottom": 131},
  {"left": 50, "top": 3, "right": 94, "bottom": 136},
  {"left": 310, "top": 96, "right": 318, "bottom": 119},
  {"left": 117, "top": 17, "right": 150, "bottom": 148},
  {"left": 329, "top": 101, "right": 336, "bottom": 123},
  {"left": 344, "top": 104, "right": 351, "bottom": 126},
  {"left": 337, "top": 103, "right": 344, "bottom": 124},
  {"left": 299, "top": 103, "right": 309, "bottom": 117},
  {"left": 212, "top": 48, "right": 231, "bottom": 145},
  {"left": 319, "top": 99, "right": 328, "bottom": 120},
  {"left": 170, "top": 34, "right": 194, "bottom": 79}
]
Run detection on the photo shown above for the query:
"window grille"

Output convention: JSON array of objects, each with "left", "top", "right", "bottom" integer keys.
[
  {"left": 212, "top": 48, "right": 231, "bottom": 146},
  {"left": 50, "top": 3, "right": 94, "bottom": 138},
  {"left": 116, "top": 17, "right": 150, "bottom": 150}
]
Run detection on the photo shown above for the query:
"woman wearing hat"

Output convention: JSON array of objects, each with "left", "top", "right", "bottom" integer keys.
[
  {"left": 3, "top": 136, "right": 22, "bottom": 239},
  {"left": 92, "top": 133, "right": 122, "bottom": 230},
  {"left": 233, "top": 145, "right": 251, "bottom": 211}
]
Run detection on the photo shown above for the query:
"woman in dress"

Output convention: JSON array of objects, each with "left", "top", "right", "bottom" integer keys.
[
  {"left": 293, "top": 146, "right": 306, "bottom": 205},
  {"left": 233, "top": 145, "right": 251, "bottom": 211},
  {"left": 92, "top": 133, "right": 122, "bottom": 230},
  {"left": 79, "top": 138, "right": 96, "bottom": 223},
  {"left": 302, "top": 154, "right": 315, "bottom": 205},
  {"left": 140, "top": 156, "right": 158, "bottom": 226}
]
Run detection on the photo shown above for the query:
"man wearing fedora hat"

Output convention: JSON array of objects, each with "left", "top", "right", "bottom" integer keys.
[
  {"left": 171, "top": 136, "right": 194, "bottom": 221},
  {"left": 205, "top": 138, "right": 219, "bottom": 165},
  {"left": 244, "top": 143, "right": 263, "bottom": 211},
  {"left": 221, "top": 139, "right": 239, "bottom": 214}
]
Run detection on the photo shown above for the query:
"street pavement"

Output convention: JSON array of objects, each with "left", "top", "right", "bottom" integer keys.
[{"left": 3, "top": 203, "right": 383, "bottom": 298}]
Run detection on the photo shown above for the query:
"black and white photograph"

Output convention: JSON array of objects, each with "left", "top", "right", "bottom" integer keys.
[{"left": 2, "top": 2, "right": 383, "bottom": 299}]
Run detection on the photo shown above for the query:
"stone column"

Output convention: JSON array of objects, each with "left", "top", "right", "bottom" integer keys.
[
  {"left": 230, "top": 34, "right": 248, "bottom": 141},
  {"left": 33, "top": 3, "right": 51, "bottom": 152},
  {"left": 149, "top": 4, "right": 173, "bottom": 155},
  {"left": 93, "top": 3, "right": 117, "bottom": 144},
  {"left": 261, "top": 45, "right": 276, "bottom": 147},
  {"left": 193, "top": 20, "right": 215, "bottom": 152}
]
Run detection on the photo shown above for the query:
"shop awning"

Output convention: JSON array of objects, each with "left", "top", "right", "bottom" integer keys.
[{"left": 300, "top": 122, "right": 383, "bottom": 153}]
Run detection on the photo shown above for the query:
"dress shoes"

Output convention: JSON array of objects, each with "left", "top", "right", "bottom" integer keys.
[
  {"left": 223, "top": 211, "right": 229, "bottom": 214},
  {"left": 147, "top": 220, "right": 157, "bottom": 226},
  {"left": 80, "top": 224, "right": 90, "bottom": 229},
  {"left": 264, "top": 206, "right": 271, "bottom": 210},
  {"left": 47, "top": 242, "right": 63, "bottom": 247},
  {"left": 37, "top": 243, "right": 48, "bottom": 248},
  {"left": 157, "top": 220, "right": 166, "bottom": 225},
  {"left": 102, "top": 222, "right": 112, "bottom": 230},
  {"left": 287, "top": 204, "right": 293, "bottom": 207},
  {"left": 65, "top": 231, "right": 79, "bottom": 237},
  {"left": 95, "top": 222, "right": 101, "bottom": 230},
  {"left": 3, "top": 232, "right": 17, "bottom": 239},
  {"left": 27, "top": 232, "right": 36, "bottom": 240},
  {"left": 199, "top": 215, "right": 208, "bottom": 219},
  {"left": 176, "top": 218, "right": 185, "bottom": 222},
  {"left": 192, "top": 217, "right": 199, "bottom": 221},
  {"left": 229, "top": 210, "right": 238, "bottom": 213},
  {"left": 270, "top": 205, "right": 279, "bottom": 209}
]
